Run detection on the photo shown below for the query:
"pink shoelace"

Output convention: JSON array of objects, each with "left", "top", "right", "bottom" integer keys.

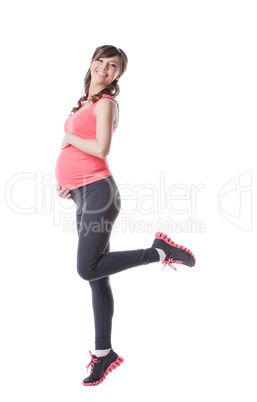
[
  {"left": 162, "top": 256, "right": 183, "bottom": 271},
  {"left": 86, "top": 351, "right": 99, "bottom": 373}
]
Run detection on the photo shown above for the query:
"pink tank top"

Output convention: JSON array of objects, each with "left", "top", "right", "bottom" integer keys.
[{"left": 55, "top": 95, "right": 118, "bottom": 190}]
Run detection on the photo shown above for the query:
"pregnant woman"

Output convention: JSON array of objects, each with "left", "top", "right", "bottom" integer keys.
[{"left": 55, "top": 45, "right": 196, "bottom": 386}]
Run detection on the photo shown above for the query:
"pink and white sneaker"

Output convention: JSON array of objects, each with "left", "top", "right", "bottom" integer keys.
[{"left": 152, "top": 232, "right": 196, "bottom": 270}]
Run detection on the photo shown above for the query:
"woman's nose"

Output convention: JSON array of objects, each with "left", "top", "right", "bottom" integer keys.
[{"left": 101, "top": 62, "right": 108, "bottom": 70}]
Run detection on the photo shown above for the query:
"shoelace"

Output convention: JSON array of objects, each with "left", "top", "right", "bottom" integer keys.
[
  {"left": 86, "top": 351, "right": 100, "bottom": 373},
  {"left": 162, "top": 257, "right": 183, "bottom": 271}
]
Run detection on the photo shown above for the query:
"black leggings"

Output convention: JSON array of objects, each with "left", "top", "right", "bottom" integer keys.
[{"left": 69, "top": 176, "right": 159, "bottom": 349}]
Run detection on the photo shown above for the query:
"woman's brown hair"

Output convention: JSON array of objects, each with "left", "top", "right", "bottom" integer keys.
[{"left": 70, "top": 45, "right": 128, "bottom": 115}]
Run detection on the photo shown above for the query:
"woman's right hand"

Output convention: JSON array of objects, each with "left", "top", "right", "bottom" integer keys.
[{"left": 56, "top": 184, "right": 72, "bottom": 200}]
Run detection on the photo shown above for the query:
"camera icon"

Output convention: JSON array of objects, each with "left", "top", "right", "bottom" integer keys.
[{"left": 218, "top": 170, "right": 252, "bottom": 231}]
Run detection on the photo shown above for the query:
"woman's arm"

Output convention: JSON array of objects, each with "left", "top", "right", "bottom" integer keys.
[{"left": 62, "top": 98, "right": 117, "bottom": 159}]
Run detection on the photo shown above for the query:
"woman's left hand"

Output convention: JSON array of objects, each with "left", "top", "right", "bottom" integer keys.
[{"left": 61, "top": 133, "right": 71, "bottom": 149}]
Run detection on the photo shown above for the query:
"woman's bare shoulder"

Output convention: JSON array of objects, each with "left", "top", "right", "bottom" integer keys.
[{"left": 93, "top": 96, "right": 119, "bottom": 119}]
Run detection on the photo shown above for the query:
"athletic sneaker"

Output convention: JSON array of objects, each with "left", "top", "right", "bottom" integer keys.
[
  {"left": 152, "top": 232, "right": 196, "bottom": 270},
  {"left": 82, "top": 349, "right": 124, "bottom": 386}
]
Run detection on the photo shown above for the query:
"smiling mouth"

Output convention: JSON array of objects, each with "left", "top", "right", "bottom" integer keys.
[{"left": 96, "top": 70, "right": 108, "bottom": 77}]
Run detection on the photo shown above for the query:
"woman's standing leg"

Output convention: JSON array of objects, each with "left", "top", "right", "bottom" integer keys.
[
  {"left": 89, "top": 242, "right": 114, "bottom": 351},
  {"left": 70, "top": 185, "right": 115, "bottom": 352}
]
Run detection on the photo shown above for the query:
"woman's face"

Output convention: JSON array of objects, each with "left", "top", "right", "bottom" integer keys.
[{"left": 90, "top": 55, "right": 122, "bottom": 87}]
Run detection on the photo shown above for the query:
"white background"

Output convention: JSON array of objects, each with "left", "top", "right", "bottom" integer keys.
[{"left": 1, "top": 0, "right": 256, "bottom": 401}]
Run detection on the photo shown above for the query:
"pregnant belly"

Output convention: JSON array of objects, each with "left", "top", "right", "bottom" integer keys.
[{"left": 55, "top": 146, "right": 111, "bottom": 190}]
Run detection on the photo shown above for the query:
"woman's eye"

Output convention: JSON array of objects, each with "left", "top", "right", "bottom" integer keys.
[{"left": 97, "top": 59, "right": 116, "bottom": 68}]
